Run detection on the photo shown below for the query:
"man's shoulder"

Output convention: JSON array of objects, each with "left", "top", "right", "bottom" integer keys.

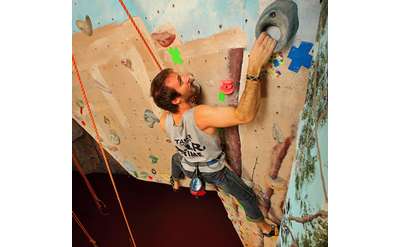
[
  {"left": 160, "top": 110, "right": 169, "bottom": 118},
  {"left": 159, "top": 111, "right": 170, "bottom": 131},
  {"left": 193, "top": 104, "right": 212, "bottom": 113},
  {"left": 159, "top": 111, "right": 167, "bottom": 122},
  {"left": 193, "top": 104, "right": 214, "bottom": 127}
]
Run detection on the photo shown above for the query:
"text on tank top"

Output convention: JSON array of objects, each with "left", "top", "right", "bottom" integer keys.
[{"left": 165, "top": 108, "right": 222, "bottom": 163}]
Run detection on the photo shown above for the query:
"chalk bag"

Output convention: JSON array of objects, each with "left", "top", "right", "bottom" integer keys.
[{"left": 190, "top": 165, "right": 206, "bottom": 198}]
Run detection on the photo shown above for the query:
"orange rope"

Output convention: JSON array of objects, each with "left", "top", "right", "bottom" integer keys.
[
  {"left": 117, "top": 0, "right": 162, "bottom": 71},
  {"left": 72, "top": 211, "right": 97, "bottom": 246},
  {"left": 72, "top": 54, "right": 137, "bottom": 247}
]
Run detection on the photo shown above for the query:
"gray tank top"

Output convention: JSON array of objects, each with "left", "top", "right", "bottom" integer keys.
[{"left": 165, "top": 108, "right": 225, "bottom": 173}]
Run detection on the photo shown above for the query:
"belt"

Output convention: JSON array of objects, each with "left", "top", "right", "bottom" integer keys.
[
  {"left": 206, "top": 152, "right": 224, "bottom": 165},
  {"left": 183, "top": 152, "right": 224, "bottom": 167}
]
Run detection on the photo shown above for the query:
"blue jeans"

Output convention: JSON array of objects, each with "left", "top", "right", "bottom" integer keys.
[{"left": 171, "top": 153, "right": 264, "bottom": 222}]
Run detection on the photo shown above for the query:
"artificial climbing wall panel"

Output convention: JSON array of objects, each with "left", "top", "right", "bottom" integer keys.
[
  {"left": 72, "top": 19, "right": 175, "bottom": 183},
  {"left": 73, "top": 17, "right": 248, "bottom": 188},
  {"left": 73, "top": 1, "right": 322, "bottom": 247}
]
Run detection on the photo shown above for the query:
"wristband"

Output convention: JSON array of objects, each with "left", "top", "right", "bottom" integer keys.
[{"left": 246, "top": 74, "right": 260, "bottom": 81}]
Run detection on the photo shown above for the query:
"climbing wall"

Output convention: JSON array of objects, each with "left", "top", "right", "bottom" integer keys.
[
  {"left": 278, "top": 1, "right": 328, "bottom": 246},
  {"left": 72, "top": 1, "right": 323, "bottom": 246}
]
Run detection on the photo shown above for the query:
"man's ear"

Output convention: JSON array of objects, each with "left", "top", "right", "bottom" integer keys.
[{"left": 172, "top": 97, "right": 181, "bottom": 105}]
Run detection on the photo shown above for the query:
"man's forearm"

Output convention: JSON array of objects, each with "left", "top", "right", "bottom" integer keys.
[
  {"left": 234, "top": 67, "right": 262, "bottom": 122},
  {"left": 233, "top": 33, "right": 275, "bottom": 123}
]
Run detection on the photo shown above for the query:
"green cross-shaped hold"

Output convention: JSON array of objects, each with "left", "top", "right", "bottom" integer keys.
[{"left": 167, "top": 47, "right": 183, "bottom": 64}]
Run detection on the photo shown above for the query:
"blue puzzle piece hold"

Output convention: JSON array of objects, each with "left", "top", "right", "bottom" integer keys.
[{"left": 287, "top": 41, "right": 313, "bottom": 73}]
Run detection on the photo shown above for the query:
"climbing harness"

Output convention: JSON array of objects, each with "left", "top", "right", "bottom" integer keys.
[{"left": 186, "top": 152, "right": 224, "bottom": 197}]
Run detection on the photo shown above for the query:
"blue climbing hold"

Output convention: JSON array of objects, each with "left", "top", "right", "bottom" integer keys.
[
  {"left": 287, "top": 41, "right": 313, "bottom": 73},
  {"left": 272, "top": 59, "right": 280, "bottom": 67}
]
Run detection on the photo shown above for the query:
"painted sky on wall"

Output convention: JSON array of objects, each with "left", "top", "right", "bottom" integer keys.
[{"left": 72, "top": 0, "right": 320, "bottom": 51}]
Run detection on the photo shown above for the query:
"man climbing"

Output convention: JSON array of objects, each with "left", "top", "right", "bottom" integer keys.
[{"left": 150, "top": 32, "right": 278, "bottom": 237}]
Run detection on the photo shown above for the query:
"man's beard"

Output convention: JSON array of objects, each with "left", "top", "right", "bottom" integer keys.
[{"left": 188, "top": 80, "right": 202, "bottom": 105}]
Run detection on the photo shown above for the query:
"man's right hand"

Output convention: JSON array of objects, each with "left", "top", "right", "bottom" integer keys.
[
  {"left": 194, "top": 33, "right": 278, "bottom": 129},
  {"left": 248, "top": 32, "right": 277, "bottom": 76}
]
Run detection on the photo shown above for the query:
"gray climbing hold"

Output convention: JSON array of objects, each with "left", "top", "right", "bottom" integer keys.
[
  {"left": 144, "top": 109, "right": 160, "bottom": 128},
  {"left": 255, "top": 0, "right": 299, "bottom": 52}
]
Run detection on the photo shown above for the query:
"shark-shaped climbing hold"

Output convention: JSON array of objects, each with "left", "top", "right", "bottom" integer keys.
[
  {"left": 76, "top": 15, "right": 93, "bottom": 36},
  {"left": 255, "top": 0, "right": 299, "bottom": 52},
  {"left": 144, "top": 109, "right": 160, "bottom": 128}
]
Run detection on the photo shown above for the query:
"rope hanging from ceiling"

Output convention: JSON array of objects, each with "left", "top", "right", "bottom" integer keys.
[{"left": 72, "top": 55, "right": 137, "bottom": 247}]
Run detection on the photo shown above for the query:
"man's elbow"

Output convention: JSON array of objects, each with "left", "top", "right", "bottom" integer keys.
[
  {"left": 242, "top": 115, "right": 256, "bottom": 124},
  {"left": 234, "top": 111, "right": 256, "bottom": 124}
]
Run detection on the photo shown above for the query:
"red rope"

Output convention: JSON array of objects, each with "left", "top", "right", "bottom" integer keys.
[
  {"left": 72, "top": 54, "right": 137, "bottom": 247},
  {"left": 117, "top": 0, "right": 162, "bottom": 71}
]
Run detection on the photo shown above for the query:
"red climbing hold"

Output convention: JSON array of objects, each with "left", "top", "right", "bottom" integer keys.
[
  {"left": 219, "top": 80, "right": 234, "bottom": 95},
  {"left": 151, "top": 31, "right": 176, "bottom": 48}
]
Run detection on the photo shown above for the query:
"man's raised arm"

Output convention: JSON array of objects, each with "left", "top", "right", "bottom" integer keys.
[{"left": 195, "top": 33, "right": 277, "bottom": 129}]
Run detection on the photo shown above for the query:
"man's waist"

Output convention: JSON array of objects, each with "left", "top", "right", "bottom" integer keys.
[{"left": 182, "top": 152, "right": 224, "bottom": 167}]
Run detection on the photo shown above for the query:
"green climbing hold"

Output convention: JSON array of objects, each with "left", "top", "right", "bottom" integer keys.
[
  {"left": 149, "top": 155, "right": 159, "bottom": 164},
  {"left": 167, "top": 47, "right": 183, "bottom": 64},
  {"left": 218, "top": 92, "right": 225, "bottom": 102}
]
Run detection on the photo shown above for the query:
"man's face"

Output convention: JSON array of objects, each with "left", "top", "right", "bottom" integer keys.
[{"left": 164, "top": 71, "right": 197, "bottom": 103}]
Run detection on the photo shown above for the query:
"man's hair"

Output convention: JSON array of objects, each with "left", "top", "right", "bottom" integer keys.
[{"left": 150, "top": 68, "right": 181, "bottom": 113}]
